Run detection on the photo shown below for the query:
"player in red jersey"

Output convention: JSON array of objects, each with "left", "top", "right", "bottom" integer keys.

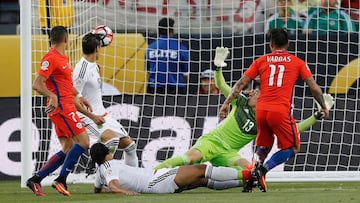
[
  {"left": 219, "top": 28, "right": 329, "bottom": 192},
  {"left": 27, "top": 26, "right": 104, "bottom": 196}
]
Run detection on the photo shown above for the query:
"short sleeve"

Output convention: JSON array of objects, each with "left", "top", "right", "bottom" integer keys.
[
  {"left": 72, "top": 64, "right": 88, "bottom": 93},
  {"left": 244, "top": 60, "right": 259, "bottom": 79},
  {"left": 299, "top": 62, "right": 312, "bottom": 80}
]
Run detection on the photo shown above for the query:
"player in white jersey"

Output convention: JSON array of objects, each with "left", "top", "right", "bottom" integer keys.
[
  {"left": 73, "top": 33, "right": 138, "bottom": 167},
  {"left": 90, "top": 143, "right": 253, "bottom": 194}
]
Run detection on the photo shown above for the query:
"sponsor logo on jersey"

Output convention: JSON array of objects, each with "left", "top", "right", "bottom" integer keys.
[
  {"left": 76, "top": 123, "right": 83, "bottom": 129},
  {"left": 41, "top": 61, "right": 49, "bottom": 71}
]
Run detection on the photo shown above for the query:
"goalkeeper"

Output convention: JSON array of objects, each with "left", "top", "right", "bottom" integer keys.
[{"left": 154, "top": 47, "right": 334, "bottom": 175}]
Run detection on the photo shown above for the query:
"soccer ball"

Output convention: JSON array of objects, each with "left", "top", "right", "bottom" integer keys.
[{"left": 92, "top": 25, "right": 113, "bottom": 47}]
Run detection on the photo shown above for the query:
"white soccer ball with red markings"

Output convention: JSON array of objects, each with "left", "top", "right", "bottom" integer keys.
[{"left": 92, "top": 25, "right": 113, "bottom": 47}]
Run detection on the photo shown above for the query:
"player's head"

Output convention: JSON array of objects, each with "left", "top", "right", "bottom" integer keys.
[
  {"left": 90, "top": 143, "right": 110, "bottom": 165},
  {"left": 158, "top": 17, "right": 174, "bottom": 36},
  {"left": 248, "top": 88, "right": 260, "bottom": 108},
  {"left": 267, "top": 28, "right": 289, "bottom": 50},
  {"left": 200, "top": 69, "right": 216, "bottom": 93},
  {"left": 50, "top": 26, "right": 69, "bottom": 47},
  {"left": 82, "top": 32, "right": 101, "bottom": 56}
]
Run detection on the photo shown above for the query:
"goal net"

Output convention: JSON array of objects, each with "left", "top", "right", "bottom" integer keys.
[{"left": 27, "top": 0, "right": 360, "bottom": 185}]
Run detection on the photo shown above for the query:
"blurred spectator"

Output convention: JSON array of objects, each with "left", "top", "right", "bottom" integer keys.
[
  {"left": 341, "top": 0, "right": 359, "bottom": 29},
  {"left": 303, "top": 0, "right": 356, "bottom": 34},
  {"left": 39, "top": 0, "right": 74, "bottom": 35},
  {"left": 198, "top": 69, "right": 219, "bottom": 94},
  {"left": 223, "top": 0, "right": 263, "bottom": 34},
  {"left": 265, "top": 0, "right": 304, "bottom": 34},
  {"left": 290, "top": 0, "right": 320, "bottom": 16},
  {"left": 145, "top": 17, "right": 189, "bottom": 94}
]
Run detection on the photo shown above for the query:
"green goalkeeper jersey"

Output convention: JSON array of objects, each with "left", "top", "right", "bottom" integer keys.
[
  {"left": 210, "top": 93, "right": 257, "bottom": 149},
  {"left": 198, "top": 69, "right": 257, "bottom": 150}
]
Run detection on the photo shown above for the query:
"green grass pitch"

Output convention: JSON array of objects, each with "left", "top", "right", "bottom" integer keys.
[{"left": 4, "top": 180, "right": 359, "bottom": 203}]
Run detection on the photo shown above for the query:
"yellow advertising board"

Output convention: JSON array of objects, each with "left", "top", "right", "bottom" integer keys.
[{"left": 0, "top": 34, "right": 147, "bottom": 97}]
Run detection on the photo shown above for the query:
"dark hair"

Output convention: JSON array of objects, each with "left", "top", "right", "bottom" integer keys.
[
  {"left": 253, "top": 79, "right": 260, "bottom": 90},
  {"left": 50, "top": 26, "right": 68, "bottom": 45},
  {"left": 158, "top": 17, "right": 174, "bottom": 36},
  {"left": 90, "top": 143, "right": 109, "bottom": 165},
  {"left": 82, "top": 33, "right": 101, "bottom": 55},
  {"left": 267, "top": 28, "right": 289, "bottom": 48}
]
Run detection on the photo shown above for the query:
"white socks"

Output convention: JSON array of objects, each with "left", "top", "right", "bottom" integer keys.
[
  {"left": 102, "top": 138, "right": 139, "bottom": 167},
  {"left": 205, "top": 165, "right": 241, "bottom": 190},
  {"left": 205, "top": 165, "right": 239, "bottom": 181},
  {"left": 123, "top": 141, "right": 139, "bottom": 167},
  {"left": 102, "top": 137, "right": 119, "bottom": 154},
  {"left": 207, "top": 179, "right": 240, "bottom": 190}
]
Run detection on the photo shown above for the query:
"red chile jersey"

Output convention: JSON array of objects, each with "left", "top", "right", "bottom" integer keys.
[
  {"left": 244, "top": 50, "right": 313, "bottom": 113},
  {"left": 38, "top": 48, "right": 75, "bottom": 113}
]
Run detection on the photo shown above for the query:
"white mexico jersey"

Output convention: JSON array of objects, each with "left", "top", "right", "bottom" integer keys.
[
  {"left": 73, "top": 57, "right": 106, "bottom": 115},
  {"left": 95, "top": 160, "right": 179, "bottom": 193}
]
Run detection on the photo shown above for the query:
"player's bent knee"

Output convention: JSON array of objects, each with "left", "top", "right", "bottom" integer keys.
[
  {"left": 100, "top": 129, "right": 117, "bottom": 143},
  {"left": 119, "top": 136, "right": 134, "bottom": 148}
]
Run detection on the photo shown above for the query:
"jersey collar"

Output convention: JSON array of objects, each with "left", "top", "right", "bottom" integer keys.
[{"left": 272, "top": 49, "right": 288, "bottom": 54}]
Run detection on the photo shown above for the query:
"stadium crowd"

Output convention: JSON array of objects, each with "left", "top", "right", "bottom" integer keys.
[{"left": 1, "top": 0, "right": 359, "bottom": 34}]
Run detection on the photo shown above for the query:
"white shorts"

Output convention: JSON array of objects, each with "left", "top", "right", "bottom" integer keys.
[
  {"left": 81, "top": 114, "right": 129, "bottom": 140},
  {"left": 145, "top": 168, "right": 179, "bottom": 193}
]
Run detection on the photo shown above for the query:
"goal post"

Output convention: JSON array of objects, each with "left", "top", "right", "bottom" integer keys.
[
  {"left": 24, "top": 0, "right": 360, "bottom": 186},
  {"left": 20, "top": 0, "right": 32, "bottom": 188}
]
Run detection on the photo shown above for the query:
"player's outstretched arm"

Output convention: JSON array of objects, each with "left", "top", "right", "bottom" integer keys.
[
  {"left": 214, "top": 69, "right": 231, "bottom": 98},
  {"left": 73, "top": 87, "right": 93, "bottom": 112},
  {"left": 219, "top": 76, "right": 251, "bottom": 120},
  {"left": 305, "top": 77, "right": 329, "bottom": 118},
  {"left": 94, "top": 186, "right": 111, "bottom": 193},
  {"left": 297, "top": 116, "right": 317, "bottom": 134},
  {"left": 108, "top": 179, "right": 139, "bottom": 195},
  {"left": 297, "top": 94, "right": 335, "bottom": 133},
  {"left": 74, "top": 97, "right": 105, "bottom": 125}
]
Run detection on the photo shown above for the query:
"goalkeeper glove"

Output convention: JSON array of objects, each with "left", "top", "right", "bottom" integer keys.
[
  {"left": 214, "top": 47, "right": 230, "bottom": 70},
  {"left": 314, "top": 93, "right": 335, "bottom": 120}
]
